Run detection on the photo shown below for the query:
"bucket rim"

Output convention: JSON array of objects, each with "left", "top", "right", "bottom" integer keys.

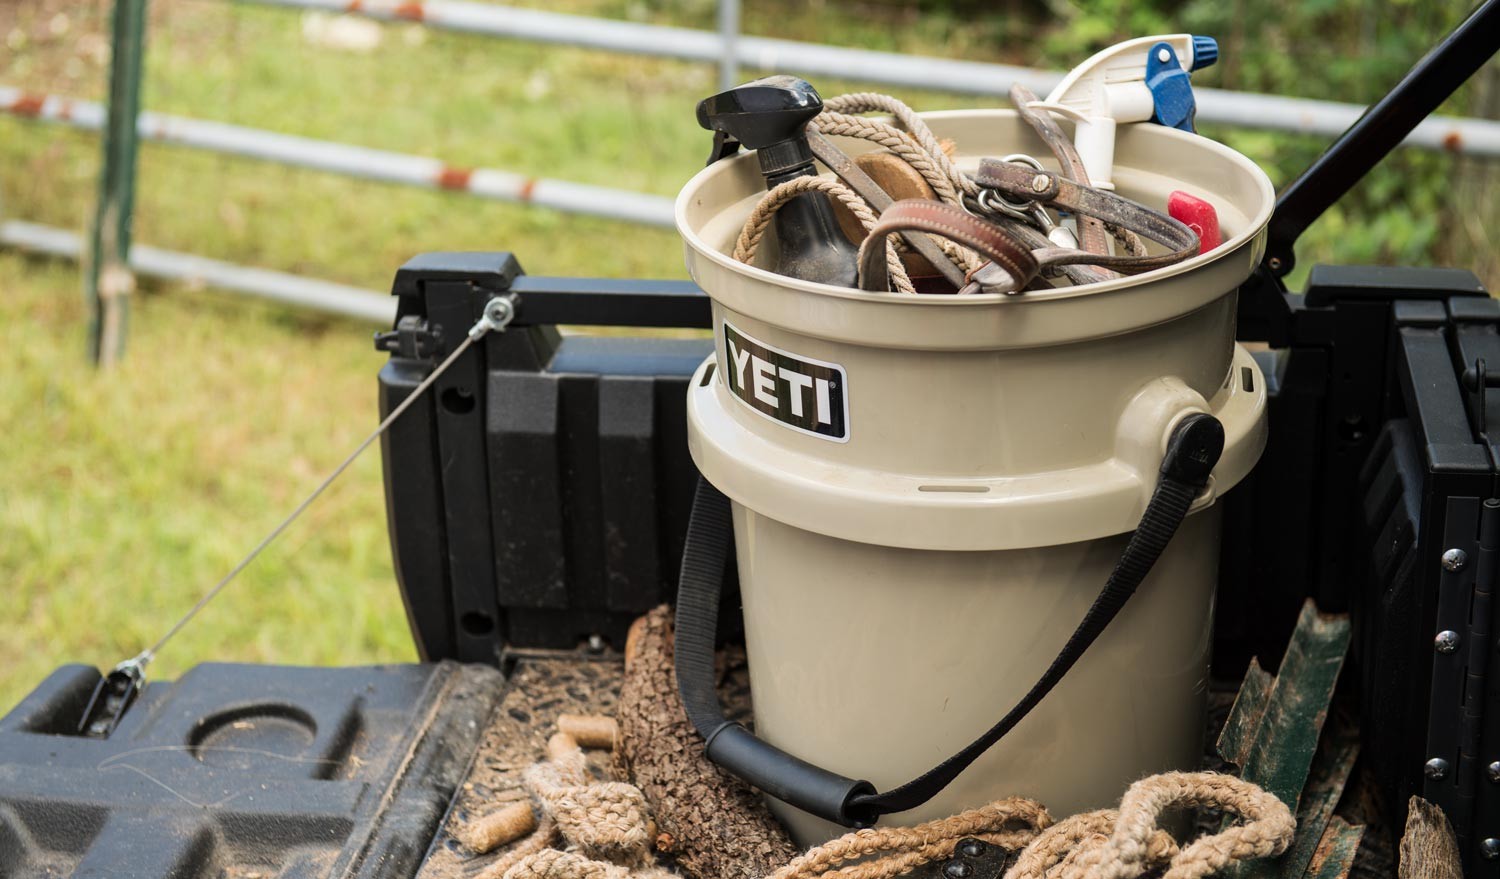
[{"left": 674, "top": 108, "right": 1276, "bottom": 307}]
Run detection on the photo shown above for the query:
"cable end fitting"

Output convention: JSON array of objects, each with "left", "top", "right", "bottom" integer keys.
[{"left": 470, "top": 294, "right": 518, "bottom": 341}]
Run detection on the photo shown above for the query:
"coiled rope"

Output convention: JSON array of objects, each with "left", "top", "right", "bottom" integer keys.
[
  {"left": 479, "top": 732, "right": 673, "bottom": 879},
  {"left": 477, "top": 735, "right": 1292, "bottom": 879},
  {"left": 733, "top": 175, "right": 914, "bottom": 293},
  {"left": 768, "top": 798, "right": 1052, "bottom": 879},
  {"left": 1005, "top": 772, "right": 1296, "bottom": 879},
  {"left": 731, "top": 91, "right": 1161, "bottom": 293},
  {"left": 732, "top": 91, "right": 997, "bottom": 293},
  {"left": 768, "top": 772, "right": 1293, "bottom": 879}
]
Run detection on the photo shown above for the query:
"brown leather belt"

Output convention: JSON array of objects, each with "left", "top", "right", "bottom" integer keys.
[
  {"left": 858, "top": 201, "right": 1037, "bottom": 293},
  {"left": 1008, "top": 83, "right": 1115, "bottom": 263},
  {"left": 855, "top": 161, "right": 1200, "bottom": 293},
  {"left": 974, "top": 159, "right": 1200, "bottom": 273}
]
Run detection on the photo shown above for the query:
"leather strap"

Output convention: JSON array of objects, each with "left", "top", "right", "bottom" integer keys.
[
  {"left": 808, "top": 133, "right": 971, "bottom": 290},
  {"left": 990, "top": 217, "right": 1110, "bottom": 287},
  {"left": 1009, "top": 83, "right": 1114, "bottom": 263},
  {"left": 975, "top": 160, "right": 1200, "bottom": 274},
  {"left": 857, "top": 201, "right": 1039, "bottom": 293}
]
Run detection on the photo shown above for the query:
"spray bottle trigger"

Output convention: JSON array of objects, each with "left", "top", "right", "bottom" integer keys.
[{"left": 1145, "top": 42, "right": 1199, "bottom": 133}]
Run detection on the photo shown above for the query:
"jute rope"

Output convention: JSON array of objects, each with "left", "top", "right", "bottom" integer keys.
[
  {"left": 822, "top": 92, "right": 980, "bottom": 201},
  {"left": 479, "top": 733, "right": 672, "bottom": 879},
  {"left": 769, "top": 798, "right": 1053, "bottom": 879},
  {"left": 814, "top": 100, "right": 987, "bottom": 277},
  {"left": 730, "top": 91, "right": 997, "bottom": 291},
  {"left": 731, "top": 91, "right": 1168, "bottom": 291},
  {"left": 476, "top": 730, "right": 1290, "bottom": 879},
  {"left": 764, "top": 772, "right": 1292, "bottom": 879},
  {"left": 812, "top": 111, "right": 963, "bottom": 204},
  {"left": 732, "top": 175, "right": 914, "bottom": 293},
  {"left": 1003, "top": 772, "right": 1295, "bottom": 879}
]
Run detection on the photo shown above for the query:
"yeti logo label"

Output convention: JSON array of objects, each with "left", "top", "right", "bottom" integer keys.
[{"left": 722, "top": 322, "right": 849, "bottom": 442}]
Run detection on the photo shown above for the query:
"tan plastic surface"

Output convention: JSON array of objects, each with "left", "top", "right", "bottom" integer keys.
[
  {"left": 738, "top": 503, "right": 1222, "bottom": 843},
  {"left": 677, "top": 109, "right": 1274, "bottom": 844}
]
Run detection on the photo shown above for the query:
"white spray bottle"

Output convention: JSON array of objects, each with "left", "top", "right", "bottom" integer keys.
[{"left": 1028, "top": 35, "right": 1218, "bottom": 190}]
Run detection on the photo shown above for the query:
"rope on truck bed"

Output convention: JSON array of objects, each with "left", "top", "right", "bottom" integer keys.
[{"left": 462, "top": 604, "right": 1296, "bottom": 879}]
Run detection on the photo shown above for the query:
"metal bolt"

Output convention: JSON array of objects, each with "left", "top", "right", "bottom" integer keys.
[
  {"left": 1488, "top": 761, "right": 1500, "bottom": 783},
  {"left": 1267, "top": 256, "right": 1284, "bottom": 272},
  {"left": 484, "top": 297, "right": 514, "bottom": 325},
  {"left": 943, "top": 863, "right": 973, "bottom": 879},
  {"left": 1030, "top": 174, "right": 1049, "bottom": 193},
  {"left": 1436, "top": 630, "right": 1461, "bottom": 654},
  {"left": 1426, "top": 757, "right": 1450, "bottom": 780},
  {"left": 586, "top": 634, "right": 606, "bottom": 654},
  {"left": 1483, "top": 839, "right": 1500, "bottom": 860},
  {"left": 1443, "top": 548, "right": 1468, "bottom": 572},
  {"left": 958, "top": 840, "right": 985, "bottom": 858},
  {"left": 469, "top": 294, "right": 518, "bottom": 340}
]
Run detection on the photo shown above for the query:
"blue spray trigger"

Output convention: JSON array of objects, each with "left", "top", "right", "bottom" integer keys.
[{"left": 1145, "top": 42, "right": 1199, "bottom": 133}]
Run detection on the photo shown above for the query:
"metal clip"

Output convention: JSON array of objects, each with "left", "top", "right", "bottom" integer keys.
[
  {"left": 973, "top": 154, "right": 1079, "bottom": 249},
  {"left": 78, "top": 652, "right": 150, "bottom": 738}
]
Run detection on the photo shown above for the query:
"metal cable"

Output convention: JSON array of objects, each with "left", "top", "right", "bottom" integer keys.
[{"left": 132, "top": 331, "right": 480, "bottom": 669}]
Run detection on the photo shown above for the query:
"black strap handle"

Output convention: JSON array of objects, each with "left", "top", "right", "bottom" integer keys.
[{"left": 674, "top": 412, "right": 1225, "bottom": 828}]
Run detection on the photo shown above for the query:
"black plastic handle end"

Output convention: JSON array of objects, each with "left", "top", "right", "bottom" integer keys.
[
  {"left": 1161, "top": 412, "right": 1225, "bottom": 484},
  {"left": 705, "top": 723, "right": 877, "bottom": 827}
]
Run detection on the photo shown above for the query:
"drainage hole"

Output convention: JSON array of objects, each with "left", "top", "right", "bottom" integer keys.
[{"left": 441, "top": 387, "right": 476, "bottom": 414}]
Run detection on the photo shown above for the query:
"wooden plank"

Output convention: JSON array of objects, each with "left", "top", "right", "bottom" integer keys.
[
  {"left": 1236, "top": 601, "right": 1352, "bottom": 813},
  {"left": 1279, "top": 724, "right": 1360, "bottom": 878},
  {"left": 1217, "top": 601, "right": 1355, "bottom": 879},
  {"left": 1399, "top": 797, "right": 1463, "bottom": 879},
  {"left": 1219, "top": 658, "right": 1275, "bottom": 768},
  {"left": 1303, "top": 817, "right": 1365, "bottom": 879}
]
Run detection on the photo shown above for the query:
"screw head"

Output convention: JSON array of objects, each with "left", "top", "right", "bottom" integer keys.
[
  {"left": 957, "top": 839, "right": 985, "bottom": 858},
  {"left": 1443, "top": 548, "right": 1468, "bottom": 572},
  {"left": 1030, "top": 174, "right": 1049, "bottom": 193},
  {"left": 586, "top": 634, "right": 606, "bottom": 654},
  {"left": 943, "top": 863, "right": 973, "bottom": 879},
  {"left": 1436, "top": 630, "right": 1462, "bottom": 654},
  {"left": 1488, "top": 761, "right": 1500, "bottom": 783},
  {"left": 1483, "top": 838, "right": 1500, "bottom": 860},
  {"left": 1426, "top": 757, "right": 1451, "bottom": 780}
]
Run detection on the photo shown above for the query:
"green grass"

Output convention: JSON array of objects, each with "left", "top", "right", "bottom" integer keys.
[
  {"left": 1, "top": 0, "right": 1494, "bottom": 707},
  {"left": 1, "top": 252, "right": 419, "bottom": 705}
]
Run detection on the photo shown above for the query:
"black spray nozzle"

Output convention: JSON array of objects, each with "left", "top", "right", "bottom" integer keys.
[{"left": 697, "top": 76, "right": 824, "bottom": 181}]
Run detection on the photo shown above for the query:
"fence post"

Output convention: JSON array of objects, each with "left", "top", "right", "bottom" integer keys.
[
  {"left": 717, "top": 0, "right": 740, "bottom": 91},
  {"left": 87, "top": 0, "right": 149, "bottom": 366}
]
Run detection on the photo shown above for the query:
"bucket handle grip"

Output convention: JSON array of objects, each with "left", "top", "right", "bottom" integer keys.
[{"left": 674, "top": 413, "right": 1225, "bottom": 828}]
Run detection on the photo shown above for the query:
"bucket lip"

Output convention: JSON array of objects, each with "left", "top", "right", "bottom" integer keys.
[{"left": 674, "top": 108, "right": 1276, "bottom": 307}]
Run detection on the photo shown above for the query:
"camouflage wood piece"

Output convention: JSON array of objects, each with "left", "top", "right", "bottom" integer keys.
[
  {"left": 613, "top": 605, "right": 799, "bottom": 879},
  {"left": 1218, "top": 600, "right": 1363, "bottom": 879}
]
